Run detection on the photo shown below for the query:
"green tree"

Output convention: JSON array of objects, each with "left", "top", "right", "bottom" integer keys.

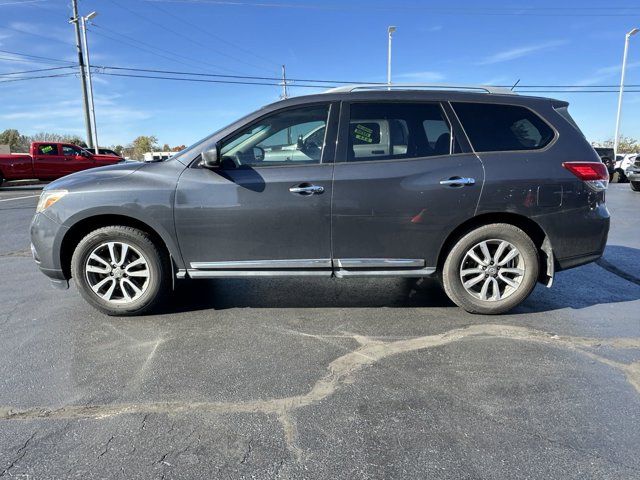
[
  {"left": 29, "top": 132, "right": 89, "bottom": 148},
  {"left": 110, "top": 145, "right": 124, "bottom": 155},
  {"left": 129, "top": 135, "right": 159, "bottom": 160},
  {"left": 602, "top": 136, "right": 639, "bottom": 154},
  {"left": 0, "top": 129, "right": 29, "bottom": 152},
  {"left": 162, "top": 143, "right": 171, "bottom": 152},
  {"left": 63, "top": 136, "right": 88, "bottom": 148}
]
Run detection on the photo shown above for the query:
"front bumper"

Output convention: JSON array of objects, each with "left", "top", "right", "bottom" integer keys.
[
  {"left": 628, "top": 171, "right": 640, "bottom": 182},
  {"left": 30, "top": 212, "right": 68, "bottom": 284}
]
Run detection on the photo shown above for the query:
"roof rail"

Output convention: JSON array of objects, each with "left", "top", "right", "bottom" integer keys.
[{"left": 324, "top": 83, "right": 516, "bottom": 95}]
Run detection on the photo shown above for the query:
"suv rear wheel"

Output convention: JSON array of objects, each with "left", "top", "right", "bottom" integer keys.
[
  {"left": 631, "top": 181, "right": 640, "bottom": 192},
  {"left": 442, "top": 223, "right": 539, "bottom": 314},
  {"left": 71, "top": 226, "right": 169, "bottom": 316}
]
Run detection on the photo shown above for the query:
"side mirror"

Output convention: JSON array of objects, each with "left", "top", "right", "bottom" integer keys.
[
  {"left": 296, "top": 135, "right": 304, "bottom": 150},
  {"left": 202, "top": 148, "right": 219, "bottom": 168}
]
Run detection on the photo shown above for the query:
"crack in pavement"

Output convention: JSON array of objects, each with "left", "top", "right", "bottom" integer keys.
[
  {"left": 0, "top": 324, "right": 638, "bottom": 464},
  {"left": 0, "top": 431, "right": 36, "bottom": 477}
]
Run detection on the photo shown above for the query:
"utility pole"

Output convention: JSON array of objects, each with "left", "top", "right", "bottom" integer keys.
[
  {"left": 281, "top": 64, "right": 289, "bottom": 99},
  {"left": 614, "top": 27, "right": 639, "bottom": 156},
  {"left": 70, "top": 0, "right": 94, "bottom": 149},
  {"left": 81, "top": 11, "right": 99, "bottom": 154},
  {"left": 387, "top": 26, "right": 397, "bottom": 89}
]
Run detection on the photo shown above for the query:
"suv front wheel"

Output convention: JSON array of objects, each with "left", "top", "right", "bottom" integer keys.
[
  {"left": 71, "top": 226, "right": 169, "bottom": 316},
  {"left": 442, "top": 223, "right": 539, "bottom": 314}
]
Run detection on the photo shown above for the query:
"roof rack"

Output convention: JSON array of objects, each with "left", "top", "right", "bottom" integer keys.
[{"left": 323, "top": 83, "right": 516, "bottom": 95}]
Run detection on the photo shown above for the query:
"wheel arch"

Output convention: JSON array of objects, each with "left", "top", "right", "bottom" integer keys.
[
  {"left": 436, "top": 212, "right": 554, "bottom": 286},
  {"left": 60, "top": 214, "right": 180, "bottom": 280}
]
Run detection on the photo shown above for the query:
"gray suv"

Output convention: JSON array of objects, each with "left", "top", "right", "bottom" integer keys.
[{"left": 30, "top": 85, "right": 610, "bottom": 316}]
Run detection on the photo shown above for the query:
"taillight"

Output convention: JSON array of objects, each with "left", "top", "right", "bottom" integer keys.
[{"left": 562, "top": 162, "right": 609, "bottom": 191}]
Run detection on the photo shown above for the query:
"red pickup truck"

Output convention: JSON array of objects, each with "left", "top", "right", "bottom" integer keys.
[{"left": 0, "top": 142, "right": 123, "bottom": 187}]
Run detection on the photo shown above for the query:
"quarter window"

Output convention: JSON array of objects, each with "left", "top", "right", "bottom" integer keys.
[
  {"left": 452, "top": 102, "right": 554, "bottom": 152},
  {"left": 347, "top": 103, "right": 455, "bottom": 162},
  {"left": 219, "top": 104, "right": 330, "bottom": 167}
]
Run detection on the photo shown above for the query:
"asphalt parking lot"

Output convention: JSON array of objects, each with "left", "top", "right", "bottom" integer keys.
[{"left": 0, "top": 183, "right": 638, "bottom": 479}]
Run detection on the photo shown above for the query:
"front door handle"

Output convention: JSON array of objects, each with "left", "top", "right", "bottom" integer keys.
[
  {"left": 289, "top": 184, "right": 325, "bottom": 195},
  {"left": 440, "top": 177, "right": 476, "bottom": 187}
]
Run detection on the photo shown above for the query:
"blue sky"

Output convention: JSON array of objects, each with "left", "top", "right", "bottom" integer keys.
[{"left": 0, "top": 0, "right": 639, "bottom": 148}]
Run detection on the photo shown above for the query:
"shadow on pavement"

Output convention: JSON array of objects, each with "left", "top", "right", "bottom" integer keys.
[
  {"left": 168, "top": 277, "right": 455, "bottom": 313},
  {"left": 514, "top": 244, "right": 640, "bottom": 314},
  {"left": 165, "top": 245, "right": 640, "bottom": 314}
]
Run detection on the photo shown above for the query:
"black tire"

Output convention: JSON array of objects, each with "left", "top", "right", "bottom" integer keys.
[
  {"left": 71, "top": 226, "right": 170, "bottom": 316},
  {"left": 631, "top": 181, "right": 640, "bottom": 192},
  {"left": 442, "top": 223, "right": 539, "bottom": 315}
]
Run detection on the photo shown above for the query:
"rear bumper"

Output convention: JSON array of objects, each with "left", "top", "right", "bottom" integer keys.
[{"left": 546, "top": 203, "right": 610, "bottom": 272}]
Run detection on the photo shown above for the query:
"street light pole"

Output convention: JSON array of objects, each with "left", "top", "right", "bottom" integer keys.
[
  {"left": 69, "top": 0, "right": 93, "bottom": 150},
  {"left": 614, "top": 27, "right": 639, "bottom": 156},
  {"left": 80, "top": 11, "right": 99, "bottom": 154},
  {"left": 387, "top": 26, "right": 397, "bottom": 88}
]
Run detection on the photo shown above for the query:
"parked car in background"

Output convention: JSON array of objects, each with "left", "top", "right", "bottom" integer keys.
[
  {"left": 628, "top": 155, "right": 640, "bottom": 191},
  {"left": 0, "top": 142, "right": 123, "bottom": 187},
  {"left": 593, "top": 146, "right": 615, "bottom": 176},
  {"left": 613, "top": 153, "right": 637, "bottom": 183},
  {"left": 97, "top": 148, "right": 121, "bottom": 157},
  {"left": 30, "top": 85, "right": 610, "bottom": 316}
]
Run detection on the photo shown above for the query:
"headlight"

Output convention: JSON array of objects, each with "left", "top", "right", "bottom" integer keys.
[{"left": 36, "top": 190, "right": 68, "bottom": 213}]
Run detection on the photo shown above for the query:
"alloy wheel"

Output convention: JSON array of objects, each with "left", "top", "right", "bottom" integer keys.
[
  {"left": 84, "top": 241, "right": 150, "bottom": 304},
  {"left": 459, "top": 239, "right": 525, "bottom": 301}
]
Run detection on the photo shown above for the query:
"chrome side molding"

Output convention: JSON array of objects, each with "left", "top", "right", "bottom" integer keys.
[
  {"left": 190, "top": 259, "right": 332, "bottom": 270},
  {"left": 335, "top": 258, "right": 425, "bottom": 268},
  {"left": 188, "top": 269, "right": 332, "bottom": 278},
  {"left": 334, "top": 267, "right": 436, "bottom": 278},
  {"left": 185, "top": 258, "right": 435, "bottom": 279}
]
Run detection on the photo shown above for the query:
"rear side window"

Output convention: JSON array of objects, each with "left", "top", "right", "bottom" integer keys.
[
  {"left": 37, "top": 144, "right": 58, "bottom": 156},
  {"left": 452, "top": 103, "right": 554, "bottom": 152},
  {"left": 347, "top": 102, "right": 456, "bottom": 162},
  {"left": 350, "top": 123, "right": 381, "bottom": 145}
]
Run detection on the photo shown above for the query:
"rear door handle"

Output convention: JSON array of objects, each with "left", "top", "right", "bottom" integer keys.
[
  {"left": 289, "top": 184, "right": 324, "bottom": 195},
  {"left": 440, "top": 177, "right": 475, "bottom": 187}
]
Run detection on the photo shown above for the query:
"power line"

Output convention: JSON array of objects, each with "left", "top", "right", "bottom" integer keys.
[
  {"left": 141, "top": 0, "right": 280, "bottom": 72},
  {"left": 0, "top": 0, "right": 47, "bottom": 6},
  {"left": 89, "top": 25, "right": 218, "bottom": 73},
  {"left": 105, "top": 0, "right": 265, "bottom": 75},
  {"left": 0, "top": 24, "right": 75, "bottom": 47},
  {"left": 90, "top": 23, "right": 247, "bottom": 76},
  {"left": 2, "top": 49, "right": 640, "bottom": 92},
  {"left": 0, "top": 48, "right": 76, "bottom": 65},
  {"left": 96, "top": 71, "right": 640, "bottom": 93},
  {"left": 98, "top": 71, "right": 334, "bottom": 88},
  {"left": 0, "top": 72, "right": 77, "bottom": 83},
  {"left": 97, "top": 64, "right": 381, "bottom": 84},
  {"left": 1, "top": 67, "right": 639, "bottom": 93},
  {"left": 141, "top": 1, "right": 640, "bottom": 17},
  {"left": 0, "top": 65, "right": 74, "bottom": 76}
]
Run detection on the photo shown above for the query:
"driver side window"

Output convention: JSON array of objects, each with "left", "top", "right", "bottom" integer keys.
[
  {"left": 219, "top": 104, "right": 329, "bottom": 167},
  {"left": 62, "top": 145, "right": 82, "bottom": 157}
]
